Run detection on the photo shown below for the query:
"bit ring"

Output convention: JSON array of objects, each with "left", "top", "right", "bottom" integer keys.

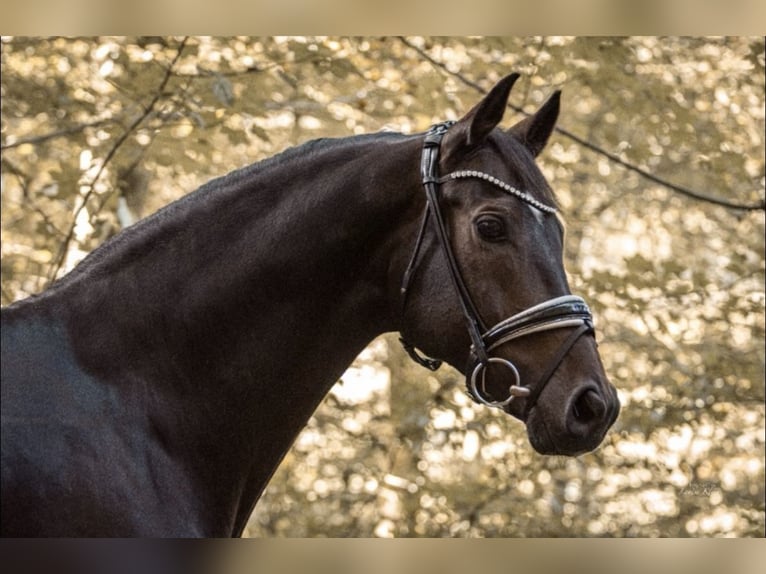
[{"left": 469, "top": 357, "right": 529, "bottom": 408}]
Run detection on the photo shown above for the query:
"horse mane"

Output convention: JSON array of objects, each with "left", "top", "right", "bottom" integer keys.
[{"left": 20, "top": 130, "right": 413, "bottom": 302}]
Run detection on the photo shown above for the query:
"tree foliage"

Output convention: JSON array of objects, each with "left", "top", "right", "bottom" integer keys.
[{"left": 1, "top": 36, "right": 764, "bottom": 537}]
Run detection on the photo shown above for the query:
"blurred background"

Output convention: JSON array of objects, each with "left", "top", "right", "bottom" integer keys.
[{"left": 1, "top": 36, "right": 763, "bottom": 537}]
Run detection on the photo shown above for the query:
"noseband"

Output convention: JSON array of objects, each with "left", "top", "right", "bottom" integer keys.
[{"left": 400, "top": 122, "right": 595, "bottom": 417}]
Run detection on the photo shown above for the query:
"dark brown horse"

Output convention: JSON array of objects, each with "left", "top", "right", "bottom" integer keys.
[{"left": 1, "top": 74, "right": 619, "bottom": 537}]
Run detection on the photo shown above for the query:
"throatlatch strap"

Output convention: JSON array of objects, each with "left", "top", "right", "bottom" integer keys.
[
  {"left": 400, "top": 120, "right": 488, "bottom": 370},
  {"left": 399, "top": 207, "right": 431, "bottom": 311}
]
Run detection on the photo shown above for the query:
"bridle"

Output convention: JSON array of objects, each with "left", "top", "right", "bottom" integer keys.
[{"left": 399, "top": 121, "right": 595, "bottom": 417}]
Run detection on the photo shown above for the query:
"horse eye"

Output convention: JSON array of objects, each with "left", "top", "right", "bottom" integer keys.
[{"left": 475, "top": 216, "right": 507, "bottom": 241}]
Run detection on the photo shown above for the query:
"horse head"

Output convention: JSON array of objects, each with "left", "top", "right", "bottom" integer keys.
[{"left": 398, "top": 74, "right": 620, "bottom": 456}]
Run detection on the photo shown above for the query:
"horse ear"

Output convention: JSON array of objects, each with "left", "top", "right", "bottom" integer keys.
[
  {"left": 446, "top": 73, "right": 520, "bottom": 151},
  {"left": 507, "top": 90, "right": 561, "bottom": 157}
]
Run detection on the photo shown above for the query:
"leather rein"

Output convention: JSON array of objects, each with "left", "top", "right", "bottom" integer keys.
[{"left": 399, "top": 121, "right": 595, "bottom": 417}]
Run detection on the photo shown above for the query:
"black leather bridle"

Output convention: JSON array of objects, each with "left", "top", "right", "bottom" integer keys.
[{"left": 399, "top": 122, "right": 595, "bottom": 417}]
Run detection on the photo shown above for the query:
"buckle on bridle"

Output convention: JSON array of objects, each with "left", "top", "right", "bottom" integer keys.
[{"left": 399, "top": 337, "right": 442, "bottom": 371}]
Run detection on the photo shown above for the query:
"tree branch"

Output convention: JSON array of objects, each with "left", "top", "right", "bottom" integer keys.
[
  {"left": 1, "top": 118, "right": 115, "bottom": 151},
  {"left": 397, "top": 36, "right": 765, "bottom": 213},
  {"left": 46, "top": 37, "right": 190, "bottom": 285}
]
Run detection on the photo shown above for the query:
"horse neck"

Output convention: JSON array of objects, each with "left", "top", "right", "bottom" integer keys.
[
  {"left": 25, "top": 134, "right": 423, "bottom": 534},
  {"left": 49, "top": 135, "right": 417, "bottom": 358}
]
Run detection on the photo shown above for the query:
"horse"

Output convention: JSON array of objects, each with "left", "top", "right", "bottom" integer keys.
[{"left": 1, "top": 73, "right": 620, "bottom": 537}]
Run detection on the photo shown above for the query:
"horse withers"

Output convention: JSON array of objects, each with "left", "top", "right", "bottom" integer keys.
[{"left": 1, "top": 74, "right": 619, "bottom": 536}]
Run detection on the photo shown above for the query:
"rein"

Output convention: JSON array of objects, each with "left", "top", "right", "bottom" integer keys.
[{"left": 399, "top": 122, "right": 595, "bottom": 416}]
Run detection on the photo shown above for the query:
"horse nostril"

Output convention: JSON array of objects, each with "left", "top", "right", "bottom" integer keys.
[{"left": 568, "top": 388, "right": 606, "bottom": 432}]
